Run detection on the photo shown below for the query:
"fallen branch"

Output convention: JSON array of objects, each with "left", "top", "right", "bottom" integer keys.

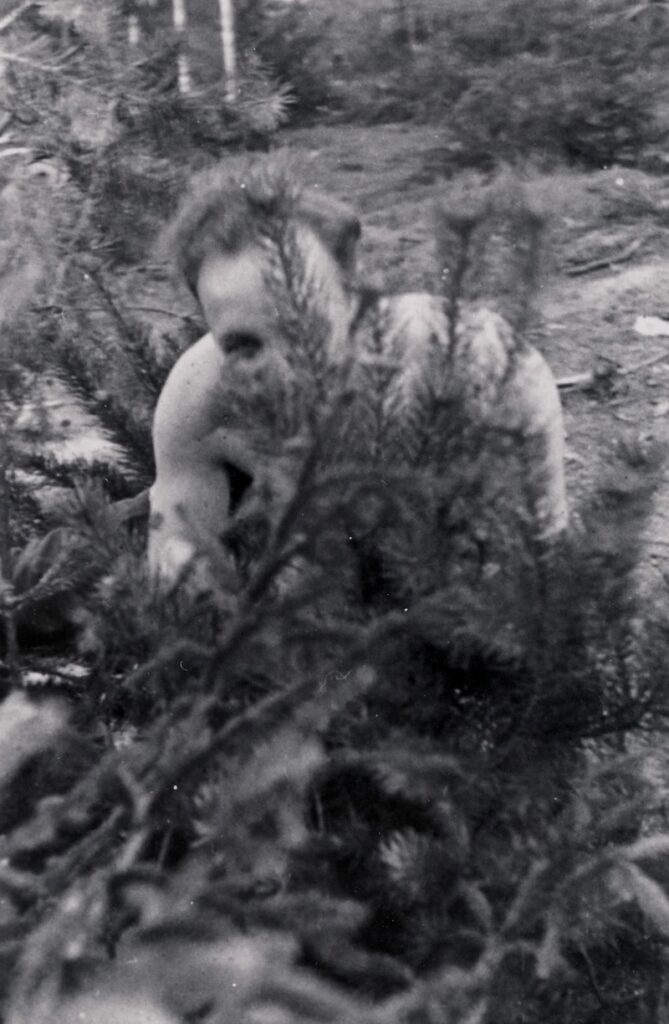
[
  {"left": 0, "top": 50, "right": 69, "bottom": 73},
  {"left": 0, "top": 1, "right": 34, "bottom": 35},
  {"left": 622, "top": 351, "right": 669, "bottom": 376},
  {"left": 556, "top": 367, "right": 616, "bottom": 392},
  {"left": 124, "top": 305, "right": 200, "bottom": 324},
  {"left": 0, "top": 147, "right": 31, "bottom": 161},
  {"left": 556, "top": 350, "right": 669, "bottom": 392},
  {"left": 564, "top": 235, "right": 647, "bottom": 277},
  {"left": 556, "top": 372, "right": 596, "bottom": 391},
  {"left": 34, "top": 303, "right": 200, "bottom": 326}
]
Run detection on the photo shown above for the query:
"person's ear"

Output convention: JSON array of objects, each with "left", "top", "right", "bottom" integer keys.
[{"left": 297, "top": 190, "right": 361, "bottom": 277}]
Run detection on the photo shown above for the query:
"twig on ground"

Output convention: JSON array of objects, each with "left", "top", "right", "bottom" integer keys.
[
  {"left": 0, "top": 2, "right": 34, "bottom": 35},
  {"left": 564, "top": 235, "right": 648, "bottom": 277},
  {"left": 556, "top": 372, "right": 597, "bottom": 391},
  {"left": 557, "top": 350, "right": 669, "bottom": 393}
]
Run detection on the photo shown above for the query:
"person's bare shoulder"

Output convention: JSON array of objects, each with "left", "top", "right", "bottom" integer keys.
[
  {"left": 503, "top": 346, "right": 563, "bottom": 435},
  {"left": 153, "top": 333, "right": 226, "bottom": 448}
]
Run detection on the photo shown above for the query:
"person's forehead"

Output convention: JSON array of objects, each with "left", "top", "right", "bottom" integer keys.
[
  {"left": 196, "top": 221, "right": 340, "bottom": 301},
  {"left": 198, "top": 246, "right": 263, "bottom": 291},
  {"left": 196, "top": 247, "right": 271, "bottom": 324}
]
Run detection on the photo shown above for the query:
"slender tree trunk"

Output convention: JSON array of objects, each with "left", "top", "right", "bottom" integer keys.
[
  {"left": 172, "top": 0, "right": 191, "bottom": 95},
  {"left": 127, "top": 12, "right": 140, "bottom": 47},
  {"left": 397, "top": 0, "right": 417, "bottom": 56},
  {"left": 0, "top": 347, "right": 17, "bottom": 679},
  {"left": 218, "top": 0, "right": 237, "bottom": 103},
  {"left": 0, "top": 414, "right": 11, "bottom": 583}
]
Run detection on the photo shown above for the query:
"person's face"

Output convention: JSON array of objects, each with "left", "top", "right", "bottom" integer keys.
[
  {"left": 197, "top": 245, "right": 279, "bottom": 361},
  {"left": 196, "top": 221, "right": 357, "bottom": 368}
]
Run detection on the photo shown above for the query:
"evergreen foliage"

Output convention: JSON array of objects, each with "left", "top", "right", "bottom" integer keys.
[
  {"left": 3, "top": 146, "right": 669, "bottom": 1024},
  {"left": 325, "top": 0, "right": 669, "bottom": 168},
  {"left": 1, "top": 5, "right": 669, "bottom": 1024},
  {"left": 234, "top": 0, "right": 332, "bottom": 119}
]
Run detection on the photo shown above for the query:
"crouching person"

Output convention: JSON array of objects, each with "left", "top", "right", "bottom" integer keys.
[
  {"left": 148, "top": 161, "right": 567, "bottom": 602},
  {"left": 148, "top": 161, "right": 362, "bottom": 591}
]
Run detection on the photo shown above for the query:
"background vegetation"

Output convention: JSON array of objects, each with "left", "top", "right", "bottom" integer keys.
[{"left": 2, "top": 2, "right": 669, "bottom": 1023}]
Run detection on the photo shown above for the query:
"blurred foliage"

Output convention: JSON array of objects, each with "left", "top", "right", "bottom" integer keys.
[
  {"left": 3, "top": 129, "right": 669, "bottom": 1024},
  {"left": 15, "top": 0, "right": 664, "bottom": 168},
  {"left": 234, "top": 0, "right": 333, "bottom": 118},
  {"left": 448, "top": 50, "right": 658, "bottom": 170},
  {"left": 3, "top": 4, "right": 669, "bottom": 1024},
  {"left": 320, "top": 0, "right": 669, "bottom": 167}
]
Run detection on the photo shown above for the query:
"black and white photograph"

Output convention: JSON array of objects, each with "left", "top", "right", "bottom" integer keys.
[{"left": 3, "top": 1, "right": 669, "bottom": 1021}]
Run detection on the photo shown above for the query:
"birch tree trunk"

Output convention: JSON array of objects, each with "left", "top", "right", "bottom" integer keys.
[
  {"left": 127, "top": 12, "right": 140, "bottom": 47},
  {"left": 218, "top": 0, "right": 237, "bottom": 103},
  {"left": 172, "top": 0, "right": 191, "bottom": 95}
]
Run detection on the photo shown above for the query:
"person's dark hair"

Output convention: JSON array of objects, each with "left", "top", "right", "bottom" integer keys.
[{"left": 163, "top": 158, "right": 361, "bottom": 296}]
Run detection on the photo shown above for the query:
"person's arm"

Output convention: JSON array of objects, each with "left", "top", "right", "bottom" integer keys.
[
  {"left": 148, "top": 335, "right": 233, "bottom": 585},
  {"left": 505, "top": 347, "right": 568, "bottom": 541}
]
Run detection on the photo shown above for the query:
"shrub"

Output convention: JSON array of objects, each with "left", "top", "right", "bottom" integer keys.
[
  {"left": 449, "top": 55, "right": 659, "bottom": 169},
  {"left": 235, "top": 0, "right": 333, "bottom": 119},
  {"left": 445, "top": 0, "right": 667, "bottom": 167},
  {"left": 336, "top": 0, "right": 668, "bottom": 166}
]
